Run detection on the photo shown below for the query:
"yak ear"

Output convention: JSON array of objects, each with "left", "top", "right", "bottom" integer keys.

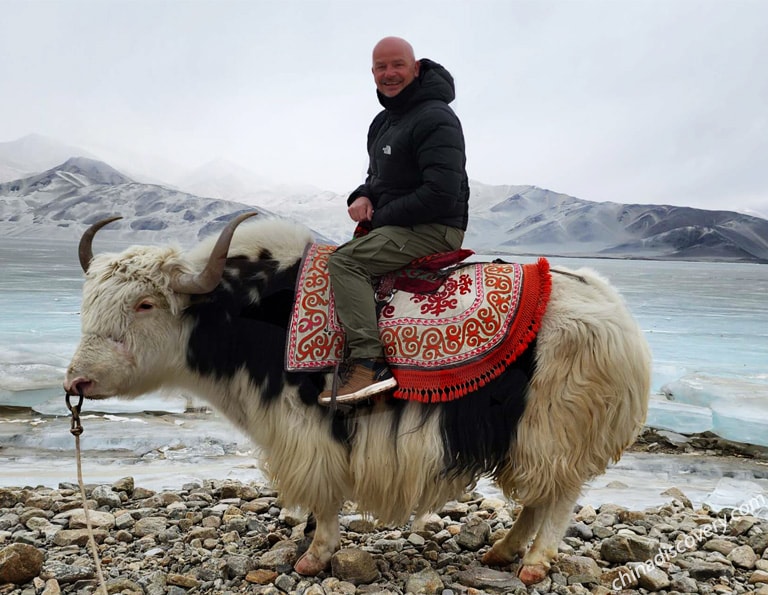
[
  {"left": 79, "top": 216, "right": 123, "bottom": 272},
  {"left": 170, "top": 212, "right": 258, "bottom": 294}
]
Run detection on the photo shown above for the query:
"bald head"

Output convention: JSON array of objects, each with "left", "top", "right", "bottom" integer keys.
[
  {"left": 373, "top": 37, "right": 415, "bottom": 62},
  {"left": 371, "top": 37, "right": 420, "bottom": 98}
]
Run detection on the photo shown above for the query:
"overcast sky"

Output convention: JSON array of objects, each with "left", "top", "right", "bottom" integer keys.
[{"left": 2, "top": 0, "right": 767, "bottom": 212}]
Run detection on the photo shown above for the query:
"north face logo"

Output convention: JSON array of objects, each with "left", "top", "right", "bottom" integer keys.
[{"left": 382, "top": 145, "right": 392, "bottom": 155}]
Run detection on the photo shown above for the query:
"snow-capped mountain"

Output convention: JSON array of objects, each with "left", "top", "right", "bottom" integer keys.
[
  {"left": 466, "top": 183, "right": 768, "bottom": 262},
  {"left": 1, "top": 156, "right": 766, "bottom": 263},
  {"left": 0, "top": 134, "right": 98, "bottom": 182},
  {"left": 0, "top": 157, "right": 288, "bottom": 245}
]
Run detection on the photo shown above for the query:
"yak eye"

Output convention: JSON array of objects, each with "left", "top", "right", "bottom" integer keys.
[{"left": 136, "top": 301, "right": 154, "bottom": 312}]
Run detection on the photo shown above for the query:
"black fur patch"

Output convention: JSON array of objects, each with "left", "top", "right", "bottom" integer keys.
[
  {"left": 439, "top": 341, "right": 534, "bottom": 479},
  {"left": 183, "top": 253, "right": 350, "bottom": 443}
]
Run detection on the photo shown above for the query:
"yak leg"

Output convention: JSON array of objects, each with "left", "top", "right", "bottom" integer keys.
[
  {"left": 482, "top": 504, "right": 541, "bottom": 566},
  {"left": 518, "top": 494, "right": 577, "bottom": 585},
  {"left": 294, "top": 508, "right": 340, "bottom": 576}
]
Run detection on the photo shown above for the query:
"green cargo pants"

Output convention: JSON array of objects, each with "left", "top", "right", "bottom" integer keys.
[{"left": 328, "top": 223, "right": 465, "bottom": 360}]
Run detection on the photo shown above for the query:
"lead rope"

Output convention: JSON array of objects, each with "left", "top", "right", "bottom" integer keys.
[{"left": 66, "top": 394, "right": 109, "bottom": 595}]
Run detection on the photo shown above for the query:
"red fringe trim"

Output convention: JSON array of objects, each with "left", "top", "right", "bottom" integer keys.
[{"left": 391, "top": 257, "right": 552, "bottom": 403}]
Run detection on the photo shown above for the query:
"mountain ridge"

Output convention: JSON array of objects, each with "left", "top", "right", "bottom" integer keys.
[
  {"left": 466, "top": 187, "right": 768, "bottom": 262},
  {"left": 0, "top": 157, "right": 280, "bottom": 244},
  {"left": 1, "top": 155, "right": 766, "bottom": 263}
]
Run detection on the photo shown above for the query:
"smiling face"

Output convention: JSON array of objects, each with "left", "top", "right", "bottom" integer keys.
[{"left": 371, "top": 37, "right": 420, "bottom": 98}]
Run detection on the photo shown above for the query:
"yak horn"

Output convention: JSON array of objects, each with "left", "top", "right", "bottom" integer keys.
[
  {"left": 170, "top": 212, "right": 259, "bottom": 294},
  {"left": 78, "top": 216, "right": 123, "bottom": 272}
]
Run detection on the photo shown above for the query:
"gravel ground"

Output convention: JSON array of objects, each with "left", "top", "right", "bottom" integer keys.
[{"left": 1, "top": 431, "right": 768, "bottom": 595}]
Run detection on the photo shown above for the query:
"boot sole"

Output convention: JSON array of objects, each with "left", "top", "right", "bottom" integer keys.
[{"left": 318, "top": 377, "right": 398, "bottom": 405}]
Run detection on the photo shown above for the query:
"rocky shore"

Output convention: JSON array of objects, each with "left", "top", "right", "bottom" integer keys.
[{"left": 1, "top": 430, "right": 767, "bottom": 595}]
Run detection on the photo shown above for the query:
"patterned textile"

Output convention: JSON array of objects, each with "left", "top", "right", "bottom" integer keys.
[
  {"left": 375, "top": 248, "right": 476, "bottom": 296},
  {"left": 286, "top": 243, "right": 552, "bottom": 402}
]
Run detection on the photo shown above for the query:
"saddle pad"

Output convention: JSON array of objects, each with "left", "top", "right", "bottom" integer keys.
[{"left": 286, "top": 243, "right": 552, "bottom": 402}]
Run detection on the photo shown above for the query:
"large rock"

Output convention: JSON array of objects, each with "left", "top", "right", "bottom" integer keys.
[
  {"left": 749, "top": 532, "right": 768, "bottom": 556},
  {"left": 600, "top": 566, "right": 638, "bottom": 589},
  {"left": 411, "top": 513, "right": 443, "bottom": 533},
  {"left": 600, "top": 534, "right": 659, "bottom": 563},
  {"left": 456, "top": 517, "right": 491, "bottom": 551},
  {"left": 91, "top": 485, "right": 122, "bottom": 508},
  {"left": 575, "top": 504, "right": 597, "bottom": 524},
  {"left": 728, "top": 544, "right": 758, "bottom": 569},
  {"left": 256, "top": 540, "right": 298, "bottom": 570},
  {"left": 439, "top": 500, "right": 469, "bottom": 520},
  {"left": 112, "top": 476, "right": 135, "bottom": 495},
  {"left": 245, "top": 569, "right": 278, "bottom": 584},
  {"left": 330, "top": 548, "right": 379, "bottom": 585},
  {"left": 634, "top": 566, "right": 671, "bottom": 591},
  {"left": 67, "top": 508, "right": 115, "bottom": 530},
  {"left": 704, "top": 538, "right": 737, "bottom": 555},
  {"left": 105, "top": 578, "right": 143, "bottom": 594},
  {"left": 688, "top": 560, "right": 735, "bottom": 580},
  {"left": 456, "top": 567, "right": 526, "bottom": 591},
  {"left": 556, "top": 555, "right": 601, "bottom": 582},
  {"left": 40, "top": 560, "right": 96, "bottom": 583},
  {"left": 0, "top": 543, "right": 44, "bottom": 585},
  {"left": 134, "top": 516, "right": 168, "bottom": 536},
  {"left": 167, "top": 573, "right": 201, "bottom": 589},
  {"left": 225, "top": 554, "right": 253, "bottom": 578},
  {"left": 0, "top": 488, "right": 20, "bottom": 508},
  {"left": 52, "top": 528, "right": 108, "bottom": 547},
  {"left": 404, "top": 568, "right": 444, "bottom": 594}
]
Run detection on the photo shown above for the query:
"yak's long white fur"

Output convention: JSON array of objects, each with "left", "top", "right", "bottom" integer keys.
[{"left": 499, "top": 267, "right": 651, "bottom": 506}]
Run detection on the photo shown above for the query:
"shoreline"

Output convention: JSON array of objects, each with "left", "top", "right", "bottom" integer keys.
[
  {"left": 2, "top": 410, "right": 768, "bottom": 511},
  {"left": 630, "top": 427, "right": 768, "bottom": 464}
]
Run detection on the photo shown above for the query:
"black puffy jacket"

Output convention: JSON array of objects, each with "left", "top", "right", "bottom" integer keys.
[{"left": 349, "top": 58, "right": 469, "bottom": 231}]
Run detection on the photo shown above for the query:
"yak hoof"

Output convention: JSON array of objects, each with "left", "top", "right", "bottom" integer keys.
[
  {"left": 481, "top": 544, "right": 517, "bottom": 567},
  {"left": 294, "top": 551, "right": 327, "bottom": 576},
  {"left": 518, "top": 563, "right": 548, "bottom": 585}
]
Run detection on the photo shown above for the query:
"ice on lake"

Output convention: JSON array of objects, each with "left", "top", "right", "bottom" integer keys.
[{"left": 660, "top": 374, "right": 768, "bottom": 447}]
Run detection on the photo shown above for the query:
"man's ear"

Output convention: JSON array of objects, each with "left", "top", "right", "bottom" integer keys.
[{"left": 415, "top": 60, "right": 421, "bottom": 77}]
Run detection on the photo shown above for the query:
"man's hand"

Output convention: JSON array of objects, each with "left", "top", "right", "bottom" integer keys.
[{"left": 348, "top": 196, "right": 374, "bottom": 222}]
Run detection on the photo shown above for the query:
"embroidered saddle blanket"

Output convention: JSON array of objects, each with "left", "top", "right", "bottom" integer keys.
[{"left": 286, "top": 243, "right": 552, "bottom": 402}]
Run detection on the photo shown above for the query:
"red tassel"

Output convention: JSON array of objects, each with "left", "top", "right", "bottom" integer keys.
[{"left": 392, "top": 258, "right": 552, "bottom": 402}]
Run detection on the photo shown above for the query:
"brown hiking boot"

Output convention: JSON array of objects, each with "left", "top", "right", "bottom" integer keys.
[{"left": 318, "top": 359, "right": 397, "bottom": 406}]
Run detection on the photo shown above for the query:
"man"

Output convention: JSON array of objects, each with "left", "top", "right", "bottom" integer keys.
[{"left": 318, "top": 36, "right": 469, "bottom": 406}]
